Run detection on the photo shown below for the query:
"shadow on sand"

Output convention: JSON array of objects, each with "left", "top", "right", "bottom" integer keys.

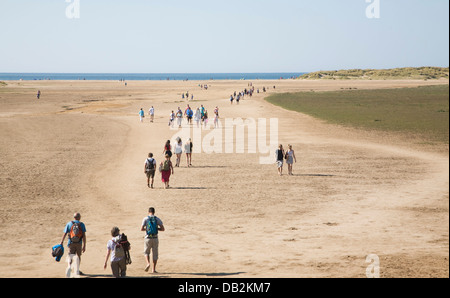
[
  {"left": 83, "top": 272, "right": 246, "bottom": 278},
  {"left": 291, "top": 174, "right": 336, "bottom": 177}
]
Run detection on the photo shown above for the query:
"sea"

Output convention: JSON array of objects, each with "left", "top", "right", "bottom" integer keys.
[{"left": 0, "top": 73, "right": 305, "bottom": 81}]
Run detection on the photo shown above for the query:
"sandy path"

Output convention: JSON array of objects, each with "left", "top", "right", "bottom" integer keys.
[{"left": 0, "top": 79, "right": 448, "bottom": 278}]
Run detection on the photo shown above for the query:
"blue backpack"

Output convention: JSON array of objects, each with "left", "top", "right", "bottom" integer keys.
[{"left": 146, "top": 216, "right": 158, "bottom": 238}]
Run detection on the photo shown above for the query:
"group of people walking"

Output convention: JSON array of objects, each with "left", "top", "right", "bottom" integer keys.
[
  {"left": 168, "top": 104, "right": 219, "bottom": 129},
  {"left": 60, "top": 208, "right": 165, "bottom": 278},
  {"left": 145, "top": 138, "right": 194, "bottom": 189}
]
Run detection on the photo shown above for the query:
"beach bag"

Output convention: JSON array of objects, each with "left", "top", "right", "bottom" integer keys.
[
  {"left": 52, "top": 244, "right": 64, "bottom": 262},
  {"left": 69, "top": 221, "right": 83, "bottom": 243},
  {"left": 146, "top": 216, "right": 158, "bottom": 238},
  {"left": 146, "top": 158, "right": 155, "bottom": 172}
]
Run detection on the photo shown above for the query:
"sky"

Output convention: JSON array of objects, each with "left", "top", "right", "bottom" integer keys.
[{"left": 0, "top": 0, "right": 448, "bottom": 73}]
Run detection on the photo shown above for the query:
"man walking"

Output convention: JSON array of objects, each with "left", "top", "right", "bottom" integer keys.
[
  {"left": 141, "top": 207, "right": 165, "bottom": 273},
  {"left": 61, "top": 213, "right": 87, "bottom": 277},
  {"left": 145, "top": 153, "right": 156, "bottom": 188}
]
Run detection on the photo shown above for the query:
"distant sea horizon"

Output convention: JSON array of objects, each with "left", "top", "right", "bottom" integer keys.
[{"left": 0, "top": 72, "right": 306, "bottom": 81}]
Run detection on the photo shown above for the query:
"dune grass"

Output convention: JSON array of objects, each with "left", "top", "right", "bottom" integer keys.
[
  {"left": 299, "top": 67, "right": 449, "bottom": 80},
  {"left": 266, "top": 85, "right": 449, "bottom": 144}
]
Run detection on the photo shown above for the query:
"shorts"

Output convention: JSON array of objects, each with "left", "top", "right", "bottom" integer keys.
[
  {"left": 69, "top": 242, "right": 83, "bottom": 257},
  {"left": 277, "top": 160, "right": 283, "bottom": 168},
  {"left": 146, "top": 170, "right": 155, "bottom": 179},
  {"left": 144, "top": 238, "right": 159, "bottom": 261}
]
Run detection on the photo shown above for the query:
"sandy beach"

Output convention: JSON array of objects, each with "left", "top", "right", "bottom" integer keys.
[{"left": 0, "top": 78, "right": 448, "bottom": 278}]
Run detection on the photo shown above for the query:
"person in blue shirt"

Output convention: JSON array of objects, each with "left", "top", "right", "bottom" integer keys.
[
  {"left": 61, "top": 213, "right": 87, "bottom": 276},
  {"left": 139, "top": 108, "right": 145, "bottom": 122}
]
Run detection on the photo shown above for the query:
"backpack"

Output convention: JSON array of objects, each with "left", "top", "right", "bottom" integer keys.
[
  {"left": 162, "top": 160, "right": 171, "bottom": 171},
  {"left": 70, "top": 221, "right": 83, "bottom": 243},
  {"left": 113, "top": 236, "right": 126, "bottom": 258},
  {"left": 146, "top": 158, "right": 155, "bottom": 171},
  {"left": 113, "top": 234, "right": 132, "bottom": 264},
  {"left": 146, "top": 216, "right": 158, "bottom": 237}
]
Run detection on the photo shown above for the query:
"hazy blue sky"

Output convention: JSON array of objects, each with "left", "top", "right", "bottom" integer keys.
[{"left": 0, "top": 0, "right": 448, "bottom": 73}]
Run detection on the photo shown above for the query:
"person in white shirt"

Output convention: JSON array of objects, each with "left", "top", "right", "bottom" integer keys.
[
  {"left": 145, "top": 153, "right": 157, "bottom": 188},
  {"left": 174, "top": 137, "right": 183, "bottom": 167},
  {"left": 185, "top": 138, "right": 193, "bottom": 167},
  {"left": 194, "top": 108, "right": 201, "bottom": 128},
  {"left": 148, "top": 106, "right": 155, "bottom": 123}
]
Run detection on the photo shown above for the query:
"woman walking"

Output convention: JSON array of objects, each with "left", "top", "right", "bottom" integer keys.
[
  {"left": 194, "top": 108, "right": 201, "bottom": 127},
  {"left": 285, "top": 144, "right": 297, "bottom": 175},
  {"left": 185, "top": 138, "right": 193, "bottom": 167},
  {"left": 163, "top": 140, "right": 172, "bottom": 159},
  {"left": 214, "top": 106, "right": 220, "bottom": 128},
  {"left": 159, "top": 154, "right": 174, "bottom": 189},
  {"left": 176, "top": 108, "right": 183, "bottom": 128},
  {"left": 174, "top": 137, "right": 183, "bottom": 167}
]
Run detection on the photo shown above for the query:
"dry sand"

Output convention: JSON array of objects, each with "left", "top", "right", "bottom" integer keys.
[{"left": 0, "top": 79, "right": 448, "bottom": 278}]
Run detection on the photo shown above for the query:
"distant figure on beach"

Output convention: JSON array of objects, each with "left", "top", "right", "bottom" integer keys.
[
  {"left": 139, "top": 108, "right": 145, "bottom": 123},
  {"left": 214, "top": 106, "right": 220, "bottom": 128},
  {"left": 141, "top": 207, "right": 165, "bottom": 273},
  {"left": 149, "top": 106, "right": 154, "bottom": 123},
  {"left": 230, "top": 95, "right": 234, "bottom": 104},
  {"left": 194, "top": 108, "right": 201, "bottom": 127},
  {"left": 103, "top": 227, "right": 131, "bottom": 278},
  {"left": 285, "top": 144, "right": 297, "bottom": 175},
  {"left": 61, "top": 213, "right": 87, "bottom": 277},
  {"left": 203, "top": 109, "right": 209, "bottom": 128},
  {"left": 169, "top": 111, "right": 175, "bottom": 127},
  {"left": 37, "top": 90, "right": 41, "bottom": 99},
  {"left": 200, "top": 105, "right": 206, "bottom": 122},
  {"left": 276, "top": 144, "right": 285, "bottom": 176},
  {"left": 145, "top": 153, "right": 157, "bottom": 188},
  {"left": 159, "top": 154, "right": 174, "bottom": 189},
  {"left": 185, "top": 138, "right": 193, "bottom": 167},
  {"left": 176, "top": 107, "right": 183, "bottom": 128},
  {"left": 163, "top": 140, "right": 172, "bottom": 159}
]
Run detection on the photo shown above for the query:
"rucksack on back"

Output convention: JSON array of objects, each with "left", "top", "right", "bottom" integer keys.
[
  {"left": 146, "top": 158, "right": 155, "bottom": 171},
  {"left": 70, "top": 221, "right": 83, "bottom": 243},
  {"left": 113, "top": 236, "right": 126, "bottom": 258},
  {"left": 162, "top": 160, "right": 170, "bottom": 171},
  {"left": 146, "top": 216, "right": 158, "bottom": 237}
]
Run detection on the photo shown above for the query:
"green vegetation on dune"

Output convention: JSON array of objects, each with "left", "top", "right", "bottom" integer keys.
[
  {"left": 0, "top": 81, "right": 7, "bottom": 87},
  {"left": 266, "top": 85, "right": 449, "bottom": 144},
  {"left": 299, "top": 67, "right": 449, "bottom": 80}
]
